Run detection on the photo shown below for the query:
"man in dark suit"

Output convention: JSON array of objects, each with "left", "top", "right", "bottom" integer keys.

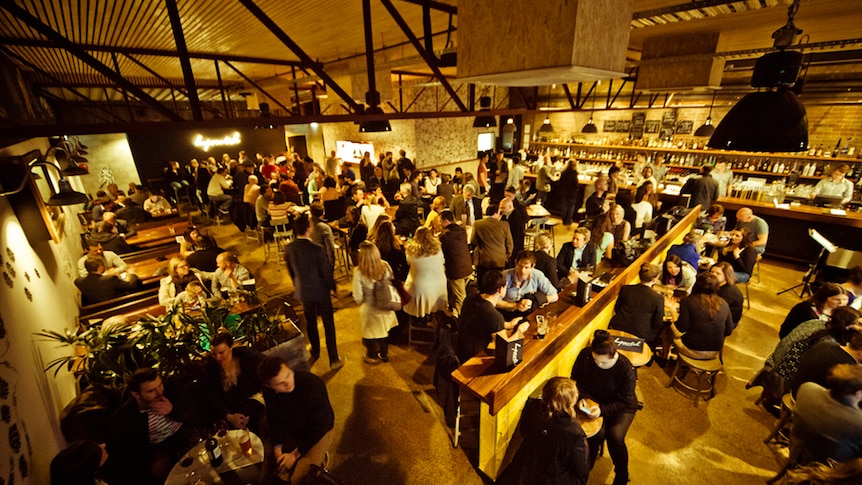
[
  {"left": 439, "top": 210, "right": 474, "bottom": 314},
  {"left": 501, "top": 188, "right": 528, "bottom": 262},
  {"left": 680, "top": 165, "right": 719, "bottom": 212},
  {"left": 89, "top": 219, "right": 135, "bottom": 254},
  {"left": 556, "top": 227, "right": 598, "bottom": 286},
  {"left": 608, "top": 263, "right": 666, "bottom": 347},
  {"left": 75, "top": 257, "right": 141, "bottom": 306},
  {"left": 284, "top": 214, "right": 345, "bottom": 369},
  {"left": 450, "top": 185, "right": 482, "bottom": 227},
  {"left": 96, "top": 211, "right": 137, "bottom": 238},
  {"left": 471, "top": 204, "right": 513, "bottom": 284}
]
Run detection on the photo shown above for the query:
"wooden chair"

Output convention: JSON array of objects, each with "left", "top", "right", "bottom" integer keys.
[
  {"left": 666, "top": 352, "right": 723, "bottom": 407},
  {"left": 764, "top": 393, "right": 796, "bottom": 444}
]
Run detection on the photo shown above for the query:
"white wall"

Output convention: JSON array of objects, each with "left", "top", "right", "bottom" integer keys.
[{"left": 0, "top": 138, "right": 85, "bottom": 484}]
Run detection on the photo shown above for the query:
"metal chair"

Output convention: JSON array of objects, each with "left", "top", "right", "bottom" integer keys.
[{"left": 267, "top": 218, "right": 294, "bottom": 265}]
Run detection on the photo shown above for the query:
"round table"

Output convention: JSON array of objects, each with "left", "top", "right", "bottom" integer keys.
[
  {"left": 606, "top": 329, "right": 653, "bottom": 367},
  {"left": 575, "top": 398, "right": 603, "bottom": 438},
  {"left": 165, "top": 429, "right": 265, "bottom": 485}
]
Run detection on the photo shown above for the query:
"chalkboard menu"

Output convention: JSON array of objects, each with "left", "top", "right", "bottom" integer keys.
[
  {"left": 631, "top": 112, "right": 646, "bottom": 139},
  {"left": 603, "top": 120, "right": 617, "bottom": 132},
  {"left": 616, "top": 120, "right": 631, "bottom": 133},
  {"left": 661, "top": 111, "right": 677, "bottom": 140},
  {"left": 676, "top": 120, "right": 693, "bottom": 135},
  {"left": 645, "top": 120, "right": 660, "bottom": 133}
]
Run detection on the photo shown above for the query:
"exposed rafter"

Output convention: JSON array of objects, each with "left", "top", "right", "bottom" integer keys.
[
  {"left": 0, "top": 2, "right": 183, "bottom": 121},
  {"left": 164, "top": 0, "right": 202, "bottom": 120},
  {"left": 237, "top": 0, "right": 362, "bottom": 113}
]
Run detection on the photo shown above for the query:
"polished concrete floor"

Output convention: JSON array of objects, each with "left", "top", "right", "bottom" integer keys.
[{"left": 206, "top": 216, "right": 801, "bottom": 485}]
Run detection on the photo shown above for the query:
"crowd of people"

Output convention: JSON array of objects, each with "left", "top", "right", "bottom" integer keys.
[{"left": 58, "top": 146, "right": 862, "bottom": 485}]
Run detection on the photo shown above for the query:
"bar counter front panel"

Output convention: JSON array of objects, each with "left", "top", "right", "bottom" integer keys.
[{"left": 452, "top": 208, "right": 700, "bottom": 480}]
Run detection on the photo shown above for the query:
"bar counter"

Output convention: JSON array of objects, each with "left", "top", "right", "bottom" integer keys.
[
  {"left": 451, "top": 208, "right": 700, "bottom": 480},
  {"left": 718, "top": 196, "right": 862, "bottom": 263}
]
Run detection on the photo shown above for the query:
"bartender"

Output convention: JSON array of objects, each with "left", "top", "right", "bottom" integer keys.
[{"left": 810, "top": 164, "right": 854, "bottom": 204}]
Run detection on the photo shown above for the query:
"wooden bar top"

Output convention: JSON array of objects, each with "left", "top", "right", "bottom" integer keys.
[
  {"left": 452, "top": 207, "right": 702, "bottom": 415},
  {"left": 126, "top": 221, "right": 189, "bottom": 247},
  {"left": 717, "top": 196, "right": 862, "bottom": 228}
]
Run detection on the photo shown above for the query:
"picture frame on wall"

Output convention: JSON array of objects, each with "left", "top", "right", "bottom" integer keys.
[
  {"left": 645, "top": 120, "right": 660, "bottom": 133},
  {"left": 603, "top": 120, "right": 617, "bottom": 132},
  {"left": 676, "top": 120, "right": 694, "bottom": 135}
]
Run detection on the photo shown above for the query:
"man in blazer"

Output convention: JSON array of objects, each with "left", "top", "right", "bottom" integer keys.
[
  {"left": 680, "top": 165, "right": 719, "bottom": 212},
  {"left": 471, "top": 204, "right": 513, "bottom": 284},
  {"left": 556, "top": 227, "right": 598, "bottom": 286},
  {"left": 450, "top": 184, "right": 483, "bottom": 227},
  {"left": 439, "top": 210, "right": 474, "bottom": 314},
  {"left": 284, "top": 214, "right": 345, "bottom": 369},
  {"left": 608, "top": 263, "right": 666, "bottom": 346},
  {"left": 75, "top": 257, "right": 140, "bottom": 306}
]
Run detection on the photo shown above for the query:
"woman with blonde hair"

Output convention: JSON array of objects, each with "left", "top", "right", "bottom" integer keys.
[
  {"left": 403, "top": 227, "right": 448, "bottom": 321},
  {"left": 158, "top": 256, "right": 212, "bottom": 308},
  {"left": 512, "top": 376, "right": 590, "bottom": 484},
  {"left": 353, "top": 241, "right": 399, "bottom": 363},
  {"left": 424, "top": 195, "right": 447, "bottom": 233}
]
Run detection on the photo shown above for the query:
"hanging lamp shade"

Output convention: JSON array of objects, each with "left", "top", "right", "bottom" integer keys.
[
  {"left": 582, "top": 117, "right": 598, "bottom": 133},
  {"left": 502, "top": 117, "right": 516, "bottom": 133},
  {"left": 694, "top": 119, "right": 715, "bottom": 137},
  {"left": 47, "top": 178, "right": 90, "bottom": 206},
  {"left": 707, "top": 89, "right": 807, "bottom": 152},
  {"left": 538, "top": 117, "right": 554, "bottom": 133}
]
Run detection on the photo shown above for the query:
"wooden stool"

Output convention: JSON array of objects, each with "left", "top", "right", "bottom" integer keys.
[
  {"left": 763, "top": 393, "right": 795, "bottom": 444},
  {"left": 666, "top": 353, "right": 722, "bottom": 407}
]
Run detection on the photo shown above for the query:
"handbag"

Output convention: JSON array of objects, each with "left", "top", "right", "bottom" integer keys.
[
  {"left": 391, "top": 278, "right": 412, "bottom": 306},
  {"left": 374, "top": 278, "right": 403, "bottom": 311}
]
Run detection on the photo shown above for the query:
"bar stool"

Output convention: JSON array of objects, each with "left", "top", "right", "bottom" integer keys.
[
  {"left": 666, "top": 352, "right": 723, "bottom": 407},
  {"left": 763, "top": 393, "right": 795, "bottom": 444}
]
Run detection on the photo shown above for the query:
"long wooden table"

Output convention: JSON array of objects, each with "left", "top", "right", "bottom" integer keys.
[
  {"left": 125, "top": 220, "right": 189, "bottom": 248},
  {"left": 451, "top": 207, "right": 700, "bottom": 480}
]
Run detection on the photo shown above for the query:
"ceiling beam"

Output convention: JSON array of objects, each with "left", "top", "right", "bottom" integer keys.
[
  {"left": 0, "top": 46, "right": 126, "bottom": 123},
  {"left": 399, "top": 0, "right": 456, "bottom": 15},
  {"left": 238, "top": 0, "right": 362, "bottom": 112},
  {"left": 221, "top": 60, "right": 291, "bottom": 114},
  {"left": 164, "top": 0, "right": 202, "bottom": 120},
  {"left": 124, "top": 54, "right": 224, "bottom": 117},
  {"left": 380, "top": 0, "right": 468, "bottom": 112},
  {"left": 0, "top": 2, "right": 184, "bottom": 121},
  {"left": 633, "top": 0, "right": 751, "bottom": 20},
  {"left": 0, "top": 37, "right": 302, "bottom": 67}
]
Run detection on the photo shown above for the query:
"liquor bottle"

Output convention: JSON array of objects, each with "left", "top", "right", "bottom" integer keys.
[
  {"left": 205, "top": 435, "right": 223, "bottom": 467},
  {"left": 842, "top": 138, "right": 852, "bottom": 157},
  {"left": 833, "top": 139, "right": 842, "bottom": 158},
  {"left": 816, "top": 144, "right": 824, "bottom": 157}
]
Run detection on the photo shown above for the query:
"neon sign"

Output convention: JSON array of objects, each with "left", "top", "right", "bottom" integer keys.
[{"left": 193, "top": 132, "right": 241, "bottom": 151}]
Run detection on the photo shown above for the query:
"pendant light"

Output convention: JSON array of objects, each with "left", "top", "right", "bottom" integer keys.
[
  {"left": 538, "top": 86, "right": 555, "bottom": 133},
  {"left": 708, "top": 0, "right": 808, "bottom": 152},
  {"left": 581, "top": 85, "right": 598, "bottom": 133},
  {"left": 694, "top": 91, "right": 716, "bottom": 137},
  {"left": 502, "top": 117, "right": 516, "bottom": 133}
]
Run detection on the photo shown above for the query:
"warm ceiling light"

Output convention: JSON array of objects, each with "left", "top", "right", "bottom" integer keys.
[
  {"left": 708, "top": 0, "right": 808, "bottom": 152},
  {"left": 48, "top": 179, "right": 90, "bottom": 206},
  {"left": 502, "top": 117, "right": 516, "bottom": 133},
  {"left": 538, "top": 116, "right": 554, "bottom": 133},
  {"left": 581, "top": 117, "right": 598, "bottom": 133}
]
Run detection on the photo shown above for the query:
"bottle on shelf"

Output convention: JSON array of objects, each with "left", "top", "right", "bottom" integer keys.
[
  {"left": 816, "top": 144, "right": 824, "bottom": 157},
  {"left": 833, "top": 139, "right": 842, "bottom": 158},
  {"left": 842, "top": 138, "right": 852, "bottom": 157}
]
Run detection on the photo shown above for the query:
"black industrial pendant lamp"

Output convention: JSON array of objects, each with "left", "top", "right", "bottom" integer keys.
[
  {"left": 708, "top": 0, "right": 808, "bottom": 152},
  {"left": 48, "top": 178, "right": 90, "bottom": 206},
  {"left": 581, "top": 86, "right": 598, "bottom": 133},
  {"left": 0, "top": 150, "right": 89, "bottom": 206},
  {"left": 473, "top": 96, "right": 497, "bottom": 128},
  {"left": 538, "top": 86, "right": 555, "bottom": 133},
  {"left": 694, "top": 91, "right": 717, "bottom": 137}
]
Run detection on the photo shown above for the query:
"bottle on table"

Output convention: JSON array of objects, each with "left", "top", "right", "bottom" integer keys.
[{"left": 205, "top": 435, "right": 223, "bottom": 467}]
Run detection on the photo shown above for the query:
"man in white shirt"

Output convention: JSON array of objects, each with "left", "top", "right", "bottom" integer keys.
[
  {"left": 207, "top": 166, "right": 233, "bottom": 213},
  {"left": 211, "top": 251, "right": 251, "bottom": 295},
  {"left": 810, "top": 164, "right": 855, "bottom": 204},
  {"left": 77, "top": 241, "right": 127, "bottom": 277}
]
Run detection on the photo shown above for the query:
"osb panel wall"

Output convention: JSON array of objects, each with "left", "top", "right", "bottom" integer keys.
[{"left": 77, "top": 133, "right": 140, "bottom": 197}]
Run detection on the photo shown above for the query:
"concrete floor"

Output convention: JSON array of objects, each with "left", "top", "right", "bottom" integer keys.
[{"left": 206, "top": 217, "right": 800, "bottom": 485}]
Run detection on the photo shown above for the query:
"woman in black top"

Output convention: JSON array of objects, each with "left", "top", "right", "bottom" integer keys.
[
  {"left": 571, "top": 330, "right": 638, "bottom": 485},
  {"left": 778, "top": 282, "right": 847, "bottom": 338},
  {"left": 672, "top": 273, "right": 734, "bottom": 359},
  {"left": 514, "top": 377, "right": 590, "bottom": 485},
  {"left": 370, "top": 218, "right": 409, "bottom": 282},
  {"left": 710, "top": 262, "right": 744, "bottom": 328},
  {"left": 718, "top": 227, "right": 758, "bottom": 283},
  {"left": 202, "top": 332, "right": 265, "bottom": 434}
]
